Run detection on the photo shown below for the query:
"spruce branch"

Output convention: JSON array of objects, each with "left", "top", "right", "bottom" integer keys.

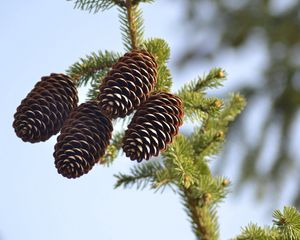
[
  {"left": 195, "top": 176, "right": 229, "bottom": 205},
  {"left": 67, "top": 50, "right": 120, "bottom": 100},
  {"left": 110, "top": 131, "right": 125, "bottom": 150},
  {"left": 114, "top": 161, "right": 164, "bottom": 189},
  {"left": 161, "top": 134, "right": 229, "bottom": 239},
  {"left": 162, "top": 135, "right": 197, "bottom": 189},
  {"left": 273, "top": 206, "right": 300, "bottom": 239},
  {"left": 68, "top": 0, "right": 154, "bottom": 14},
  {"left": 178, "top": 89, "right": 221, "bottom": 122},
  {"left": 143, "top": 38, "right": 172, "bottom": 91},
  {"left": 181, "top": 187, "right": 219, "bottom": 240},
  {"left": 67, "top": 50, "right": 120, "bottom": 86},
  {"left": 119, "top": 0, "right": 144, "bottom": 50},
  {"left": 177, "top": 69, "right": 226, "bottom": 122},
  {"left": 142, "top": 38, "right": 170, "bottom": 65},
  {"left": 155, "top": 64, "right": 172, "bottom": 92},
  {"left": 194, "top": 68, "right": 226, "bottom": 92},
  {"left": 132, "top": 0, "right": 154, "bottom": 5},
  {"left": 219, "top": 93, "right": 246, "bottom": 126},
  {"left": 99, "top": 144, "right": 118, "bottom": 166},
  {"left": 235, "top": 224, "right": 279, "bottom": 240},
  {"left": 87, "top": 70, "right": 108, "bottom": 100},
  {"left": 191, "top": 128, "right": 225, "bottom": 158},
  {"left": 125, "top": 0, "right": 138, "bottom": 50},
  {"left": 188, "top": 92, "right": 245, "bottom": 158},
  {"left": 68, "top": 0, "right": 125, "bottom": 13},
  {"left": 234, "top": 207, "right": 300, "bottom": 240},
  {"left": 99, "top": 131, "right": 124, "bottom": 166},
  {"left": 151, "top": 167, "right": 175, "bottom": 192}
]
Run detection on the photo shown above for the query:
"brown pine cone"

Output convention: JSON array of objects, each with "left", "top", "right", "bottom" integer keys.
[
  {"left": 54, "top": 101, "right": 113, "bottom": 179},
  {"left": 122, "top": 92, "right": 184, "bottom": 162},
  {"left": 13, "top": 73, "right": 78, "bottom": 143},
  {"left": 97, "top": 50, "right": 157, "bottom": 118}
]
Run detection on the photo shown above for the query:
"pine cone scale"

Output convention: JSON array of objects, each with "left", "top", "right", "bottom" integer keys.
[
  {"left": 122, "top": 92, "right": 184, "bottom": 162},
  {"left": 13, "top": 73, "right": 78, "bottom": 143},
  {"left": 54, "top": 101, "right": 113, "bottom": 179},
  {"left": 98, "top": 50, "right": 157, "bottom": 118}
]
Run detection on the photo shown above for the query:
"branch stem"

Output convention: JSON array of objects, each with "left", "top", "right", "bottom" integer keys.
[
  {"left": 125, "top": 0, "right": 138, "bottom": 50},
  {"left": 182, "top": 188, "right": 217, "bottom": 240}
]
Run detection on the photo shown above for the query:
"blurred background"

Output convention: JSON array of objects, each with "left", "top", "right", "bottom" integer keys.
[
  {"left": 1, "top": 0, "right": 299, "bottom": 239},
  {"left": 173, "top": 0, "right": 300, "bottom": 209}
]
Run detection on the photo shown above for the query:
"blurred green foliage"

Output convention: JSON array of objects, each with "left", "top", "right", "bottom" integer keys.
[{"left": 174, "top": 0, "right": 300, "bottom": 207}]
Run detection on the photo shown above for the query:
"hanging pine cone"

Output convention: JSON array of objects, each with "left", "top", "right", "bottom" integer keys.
[
  {"left": 97, "top": 50, "right": 157, "bottom": 118},
  {"left": 13, "top": 73, "right": 78, "bottom": 143},
  {"left": 122, "top": 92, "right": 184, "bottom": 162},
  {"left": 54, "top": 101, "right": 113, "bottom": 179}
]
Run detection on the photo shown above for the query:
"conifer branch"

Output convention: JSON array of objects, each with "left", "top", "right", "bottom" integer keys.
[
  {"left": 181, "top": 187, "right": 219, "bottom": 240},
  {"left": 99, "top": 144, "right": 118, "bottom": 165},
  {"left": 114, "top": 161, "right": 164, "bottom": 189},
  {"left": 162, "top": 135, "right": 197, "bottom": 189},
  {"left": 142, "top": 38, "right": 170, "bottom": 65},
  {"left": 68, "top": 0, "right": 125, "bottom": 13},
  {"left": 143, "top": 38, "right": 172, "bottom": 92},
  {"left": 119, "top": 0, "right": 144, "bottom": 51},
  {"left": 86, "top": 70, "right": 108, "bottom": 100},
  {"left": 194, "top": 68, "right": 226, "bottom": 92},
  {"left": 132, "top": 0, "right": 154, "bottom": 5},
  {"left": 273, "top": 206, "right": 300, "bottom": 239},
  {"left": 67, "top": 50, "right": 120, "bottom": 100},
  {"left": 99, "top": 131, "right": 124, "bottom": 166},
  {"left": 219, "top": 93, "right": 246, "bottom": 125},
  {"left": 235, "top": 224, "right": 280, "bottom": 240},
  {"left": 126, "top": 0, "right": 138, "bottom": 50},
  {"left": 65, "top": 2, "right": 298, "bottom": 239},
  {"left": 177, "top": 68, "right": 226, "bottom": 122},
  {"left": 151, "top": 178, "right": 174, "bottom": 192},
  {"left": 67, "top": 50, "right": 120, "bottom": 86},
  {"left": 234, "top": 206, "right": 300, "bottom": 240}
]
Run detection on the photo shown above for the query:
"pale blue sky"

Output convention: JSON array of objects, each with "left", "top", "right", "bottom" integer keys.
[{"left": 0, "top": 1, "right": 294, "bottom": 240}]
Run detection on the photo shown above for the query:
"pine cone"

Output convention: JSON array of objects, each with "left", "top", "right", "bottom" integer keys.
[
  {"left": 97, "top": 50, "right": 157, "bottom": 118},
  {"left": 13, "top": 73, "right": 78, "bottom": 143},
  {"left": 122, "top": 92, "right": 184, "bottom": 162},
  {"left": 54, "top": 101, "right": 113, "bottom": 179}
]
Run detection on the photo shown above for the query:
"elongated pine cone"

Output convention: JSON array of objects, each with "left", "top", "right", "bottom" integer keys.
[
  {"left": 97, "top": 50, "right": 157, "bottom": 118},
  {"left": 122, "top": 92, "right": 184, "bottom": 162},
  {"left": 54, "top": 101, "right": 113, "bottom": 179},
  {"left": 13, "top": 73, "right": 78, "bottom": 143}
]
